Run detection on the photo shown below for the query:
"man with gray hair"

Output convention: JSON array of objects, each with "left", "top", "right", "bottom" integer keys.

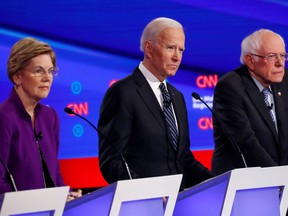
[
  {"left": 98, "top": 17, "right": 212, "bottom": 190},
  {"left": 212, "top": 29, "right": 288, "bottom": 175}
]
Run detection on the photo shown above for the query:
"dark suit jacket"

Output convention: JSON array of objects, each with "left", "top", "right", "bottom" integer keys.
[
  {"left": 212, "top": 65, "right": 288, "bottom": 175},
  {"left": 98, "top": 67, "right": 212, "bottom": 190}
]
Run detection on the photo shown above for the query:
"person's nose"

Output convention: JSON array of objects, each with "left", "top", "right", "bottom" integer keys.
[
  {"left": 172, "top": 49, "right": 181, "bottom": 61},
  {"left": 275, "top": 55, "right": 285, "bottom": 67},
  {"left": 41, "top": 71, "right": 53, "bottom": 81}
]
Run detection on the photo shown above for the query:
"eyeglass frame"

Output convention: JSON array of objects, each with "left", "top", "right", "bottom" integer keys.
[
  {"left": 250, "top": 53, "right": 288, "bottom": 62},
  {"left": 23, "top": 66, "right": 59, "bottom": 77}
]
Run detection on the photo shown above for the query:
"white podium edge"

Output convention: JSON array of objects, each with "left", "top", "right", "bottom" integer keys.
[
  {"left": 222, "top": 166, "right": 288, "bottom": 216},
  {"left": 109, "top": 174, "right": 183, "bottom": 216},
  {"left": 0, "top": 186, "right": 70, "bottom": 216}
]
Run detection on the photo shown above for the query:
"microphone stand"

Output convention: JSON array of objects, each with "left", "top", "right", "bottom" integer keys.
[
  {"left": 64, "top": 107, "right": 133, "bottom": 180},
  {"left": 0, "top": 158, "right": 18, "bottom": 191},
  {"left": 192, "top": 92, "right": 248, "bottom": 168}
]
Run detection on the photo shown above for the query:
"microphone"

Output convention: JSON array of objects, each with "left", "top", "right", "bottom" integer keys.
[
  {"left": 192, "top": 92, "right": 212, "bottom": 113},
  {"left": 192, "top": 92, "right": 248, "bottom": 168},
  {"left": 163, "top": 94, "right": 172, "bottom": 105},
  {"left": 0, "top": 158, "right": 18, "bottom": 192},
  {"left": 267, "top": 103, "right": 273, "bottom": 110},
  {"left": 64, "top": 107, "right": 133, "bottom": 179},
  {"left": 35, "top": 132, "right": 43, "bottom": 142}
]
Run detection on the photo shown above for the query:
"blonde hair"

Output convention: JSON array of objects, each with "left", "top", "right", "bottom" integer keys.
[{"left": 7, "top": 37, "right": 56, "bottom": 84}]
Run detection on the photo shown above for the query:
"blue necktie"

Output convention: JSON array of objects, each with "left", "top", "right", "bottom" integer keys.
[
  {"left": 262, "top": 87, "right": 276, "bottom": 123},
  {"left": 159, "top": 83, "right": 178, "bottom": 151}
]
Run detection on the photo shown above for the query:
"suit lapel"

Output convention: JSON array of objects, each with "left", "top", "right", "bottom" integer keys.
[
  {"left": 132, "top": 68, "right": 185, "bottom": 152},
  {"left": 132, "top": 68, "right": 166, "bottom": 132},
  {"left": 272, "top": 76, "right": 288, "bottom": 157},
  {"left": 243, "top": 70, "right": 278, "bottom": 138},
  {"left": 272, "top": 85, "right": 284, "bottom": 123},
  {"left": 272, "top": 84, "right": 285, "bottom": 144}
]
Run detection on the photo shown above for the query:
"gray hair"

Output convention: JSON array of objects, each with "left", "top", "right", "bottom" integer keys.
[
  {"left": 240, "top": 29, "right": 285, "bottom": 64},
  {"left": 140, "top": 17, "right": 183, "bottom": 52}
]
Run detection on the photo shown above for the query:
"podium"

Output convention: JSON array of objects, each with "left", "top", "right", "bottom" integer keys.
[
  {"left": 173, "top": 166, "right": 288, "bottom": 216},
  {"left": 0, "top": 186, "right": 69, "bottom": 216},
  {"left": 64, "top": 174, "right": 182, "bottom": 216}
]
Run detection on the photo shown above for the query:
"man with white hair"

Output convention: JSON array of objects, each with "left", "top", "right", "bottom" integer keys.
[
  {"left": 98, "top": 17, "right": 212, "bottom": 190},
  {"left": 212, "top": 29, "right": 288, "bottom": 175}
]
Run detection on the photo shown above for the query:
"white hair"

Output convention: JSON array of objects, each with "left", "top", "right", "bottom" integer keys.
[
  {"left": 140, "top": 17, "right": 183, "bottom": 52},
  {"left": 240, "top": 29, "right": 285, "bottom": 64}
]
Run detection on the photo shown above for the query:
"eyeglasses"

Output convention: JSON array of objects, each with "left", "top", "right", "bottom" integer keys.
[
  {"left": 28, "top": 66, "right": 59, "bottom": 77},
  {"left": 250, "top": 53, "right": 288, "bottom": 62}
]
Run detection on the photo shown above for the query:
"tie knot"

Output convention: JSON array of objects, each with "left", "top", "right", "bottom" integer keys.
[
  {"left": 262, "top": 87, "right": 270, "bottom": 98},
  {"left": 159, "top": 83, "right": 171, "bottom": 104},
  {"left": 262, "top": 87, "right": 269, "bottom": 93},
  {"left": 159, "top": 83, "right": 166, "bottom": 92}
]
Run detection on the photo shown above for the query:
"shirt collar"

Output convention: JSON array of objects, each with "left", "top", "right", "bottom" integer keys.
[
  {"left": 251, "top": 75, "right": 272, "bottom": 93},
  {"left": 139, "top": 62, "right": 167, "bottom": 88}
]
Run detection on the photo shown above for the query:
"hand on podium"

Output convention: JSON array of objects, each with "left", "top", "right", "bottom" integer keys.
[
  {"left": 67, "top": 189, "right": 82, "bottom": 202},
  {"left": 163, "top": 196, "right": 167, "bottom": 209}
]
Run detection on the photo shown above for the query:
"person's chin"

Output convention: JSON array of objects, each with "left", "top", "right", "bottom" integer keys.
[
  {"left": 168, "top": 67, "right": 178, "bottom": 73},
  {"left": 272, "top": 74, "right": 284, "bottom": 83},
  {"left": 38, "top": 94, "right": 49, "bottom": 100},
  {"left": 168, "top": 71, "right": 177, "bottom": 77}
]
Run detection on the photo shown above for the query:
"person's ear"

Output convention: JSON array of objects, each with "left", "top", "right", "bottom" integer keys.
[
  {"left": 12, "top": 73, "right": 21, "bottom": 86},
  {"left": 144, "top": 41, "right": 153, "bottom": 59},
  {"left": 244, "top": 54, "right": 255, "bottom": 71}
]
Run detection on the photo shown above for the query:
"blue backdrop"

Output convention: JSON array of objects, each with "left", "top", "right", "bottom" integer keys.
[{"left": 0, "top": 0, "right": 287, "bottom": 162}]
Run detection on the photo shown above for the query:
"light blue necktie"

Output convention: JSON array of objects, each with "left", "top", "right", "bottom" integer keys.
[{"left": 262, "top": 87, "right": 276, "bottom": 123}]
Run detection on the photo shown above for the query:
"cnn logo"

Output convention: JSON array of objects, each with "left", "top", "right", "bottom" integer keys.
[
  {"left": 198, "top": 117, "right": 213, "bottom": 130},
  {"left": 196, "top": 75, "right": 218, "bottom": 88}
]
